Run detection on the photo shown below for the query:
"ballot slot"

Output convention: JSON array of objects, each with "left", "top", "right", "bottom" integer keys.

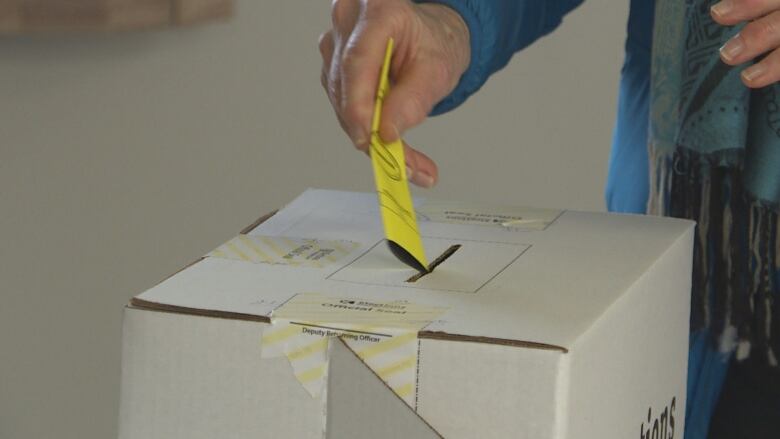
[
  {"left": 328, "top": 237, "right": 530, "bottom": 294},
  {"left": 406, "top": 245, "right": 461, "bottom": 283}
]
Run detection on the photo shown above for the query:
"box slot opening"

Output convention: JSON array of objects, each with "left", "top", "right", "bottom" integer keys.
[{"left": 406, "top": 244, "right": 461, "bottom": 283}]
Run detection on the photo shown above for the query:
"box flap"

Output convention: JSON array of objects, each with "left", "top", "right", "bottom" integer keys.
[
  {"left": 326, "top": 339, "right": 442, "bottom": 439},
  {"left": 134, "top": 189, "right": 693, "bottom": 350}
]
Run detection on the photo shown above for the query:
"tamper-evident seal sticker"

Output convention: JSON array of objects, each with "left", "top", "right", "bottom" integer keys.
[
  {"left": 417, "top": 200, "right": 563, "bottom": 231},
  {"left": 208, "top": 235, "right": 359, "bottom": 268}
]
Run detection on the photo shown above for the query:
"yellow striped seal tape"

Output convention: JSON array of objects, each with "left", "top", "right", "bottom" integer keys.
[
  {"left": 260, "top": 293, "right": 447, "bottom": 408},
  {"left": 208, "top": 235, "right": 359, "bottom": 268}
]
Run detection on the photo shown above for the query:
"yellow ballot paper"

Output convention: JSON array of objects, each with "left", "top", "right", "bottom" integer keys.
[{"left": 369, "top": 39, "right": 429, "bottom": 272}]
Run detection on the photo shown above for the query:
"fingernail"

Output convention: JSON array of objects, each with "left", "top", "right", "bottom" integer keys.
[
  {"left": 742, "top": 63, "right": 766, "bottom": 83},
  {"left": 350, "top": 127, "right": 368, "bottom": 148},
  {"left": 411, "top": 170, "right": 435, "bottom": 189},
  {"left": 720, "top": 34, "right": 744, "bottom": 62},
  {"left": 380, "top": 126, "right": 401, "bottom": 145},
  {"left": 406, "top": 166, "right": 414, "bottom": 180},
  {"left": 711, "top": 0, "right": 733, "bottom": 18}
]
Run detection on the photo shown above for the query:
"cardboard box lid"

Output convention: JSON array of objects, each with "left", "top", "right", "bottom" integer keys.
[{"left": 133, "top": 189, "right": 693, "bottom": 351}]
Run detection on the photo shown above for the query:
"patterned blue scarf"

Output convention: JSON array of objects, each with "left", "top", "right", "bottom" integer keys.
[{"left": 651, "top": 0, "right": 780, "bottom": 365}]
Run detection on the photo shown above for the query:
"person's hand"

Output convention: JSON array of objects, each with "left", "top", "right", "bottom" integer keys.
[
  {"left": 713, "top": 0, "right": 780, "bottom": 87},
  {"left": 319, "top": 0, "right": 470, "bottom": 188}
]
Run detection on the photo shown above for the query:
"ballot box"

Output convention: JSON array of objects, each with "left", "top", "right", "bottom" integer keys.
[{"left": 119, "top": 189, "right": 693, "bottom": 439}]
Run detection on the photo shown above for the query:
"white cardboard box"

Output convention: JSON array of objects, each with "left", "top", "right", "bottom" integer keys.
[{"left": 119, "top": 189, "right": 694, "bottom": 438}]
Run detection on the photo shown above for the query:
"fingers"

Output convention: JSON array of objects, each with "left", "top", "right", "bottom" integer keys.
[
  {"left": 319, "top": 30, "right": 335, "bottom": 95},
  {"left": 720, "top": 10, "right": 780, "bottom": 65},
  {"left": 320, "top": 29, "right": 358, "bottom": 148},
  {"left": 328, "top": 0, "right": 360, "bottom": 116},
  {"left": 320, "top": 0, "right": 390, "bottom": 151},
  {"left": 338, "top": 20, "right": 394, "bottom": 148},
  {"left": 331, "top": 0, "right": 360, "bottom": 32},
  {"left": 338, "top": 2, "right": 414, "bottom": 148},
  {"left": 403, "top": 140, "right": 438, "bottom": 188},
  {"left": 318, "top": 0, "right": 445, "bottom": 189},
  {"left": 321, "top": 0, "right": 403, "bottom": 150},
  {"left": 716, "top": 8, "right": 780, "bottom": 87},
  {"left": 711, "top": 0, "right": 780, "bottom": 26},
  {"left": 320, "top": 0, "right": 368, "bottom": 149},
  {"left": 741, "top": 43, "right": 780, "bottom": 86}
]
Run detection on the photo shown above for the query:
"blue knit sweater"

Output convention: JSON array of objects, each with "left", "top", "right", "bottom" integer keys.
[{"left": 416, "top": 1, "right": 731, "bottom": 437}]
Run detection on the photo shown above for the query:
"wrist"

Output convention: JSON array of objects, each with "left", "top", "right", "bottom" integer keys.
[{"left": 417, "top": 3, "right": 471, "bottom": 77}]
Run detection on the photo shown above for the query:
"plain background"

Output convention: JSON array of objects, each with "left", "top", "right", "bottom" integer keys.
[{"left": 0, "top": 1, "right": 629, "bottom": 438}]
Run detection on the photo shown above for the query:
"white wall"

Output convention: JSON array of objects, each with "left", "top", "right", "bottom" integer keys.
[{"left": 0, "top": 1, "right": 628, "bottom": 438}]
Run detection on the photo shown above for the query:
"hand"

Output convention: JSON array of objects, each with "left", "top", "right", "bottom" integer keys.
[
  {"left": 319, "top": 0, "right": 470, "bottom": 188},
  {"left": 712, "top": 0, "right": 780, "bottom": 87}
]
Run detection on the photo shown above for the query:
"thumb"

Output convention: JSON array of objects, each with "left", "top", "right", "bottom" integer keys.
[
  {"left": 403, "top": 140, "right": 438, "bottom": 188},
  {"left": 380, "top": 60, "right": 452, "bottom": 142}
]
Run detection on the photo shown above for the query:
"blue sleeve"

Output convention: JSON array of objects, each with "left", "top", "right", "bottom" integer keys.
[{"left": 415, "top": 0, "right": 585, "bottom": 115}]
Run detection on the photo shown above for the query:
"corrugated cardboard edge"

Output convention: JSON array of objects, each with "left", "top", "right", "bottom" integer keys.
[
  {"left": 239, "top": 210, "right": 278, "bottom": 235},
  {"left": 129, "top": 299, "right": 270, "bottom": 323},
  {"left": 417, "top": 331, "right": 566, "bottom": 353},
  {"left": 130, "top": 210, "right": 568, "bottom": 354}
]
